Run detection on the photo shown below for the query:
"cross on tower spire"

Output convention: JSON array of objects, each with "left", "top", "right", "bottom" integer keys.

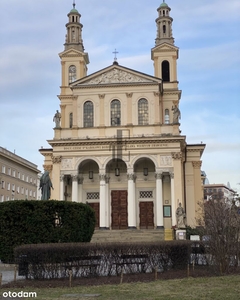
[{"left": 73, "top": 0, "right": 76, "bottom": 9}]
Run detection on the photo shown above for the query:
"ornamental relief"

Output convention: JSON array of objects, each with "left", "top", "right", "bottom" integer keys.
[
  {"left": 52, "top": 156, "right": 62, "bottom": 164},
  {"left": 61, "top": 158, "right": 73, "bottom": 169},
  {"left": 192, "top": 161, "right": 202, "bottom": 169},
  {"left": 85, "top": 68, "right": 154, "bottom": 85},
  {"left": 171, "top": 152, "right": 182, "bottom": 160},
  {"left": 160, "top": 156, "right": 172, "bottom": 166}
]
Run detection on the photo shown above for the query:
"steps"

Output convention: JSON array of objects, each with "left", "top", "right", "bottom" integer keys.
[{"left": 91, "top": 229, "right": 165, "bottom": 243}]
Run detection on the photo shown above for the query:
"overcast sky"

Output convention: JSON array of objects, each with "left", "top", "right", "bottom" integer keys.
[{"left": 0, "top": 0, "right": 239, "bottom": 191}]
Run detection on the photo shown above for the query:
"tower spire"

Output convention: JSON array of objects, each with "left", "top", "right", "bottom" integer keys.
[
  {"left": 155, "top": 2, "right": 174, "bottom": 46},
  {"left": 73, "top": 0, "right": 76, "bottom": 9}
]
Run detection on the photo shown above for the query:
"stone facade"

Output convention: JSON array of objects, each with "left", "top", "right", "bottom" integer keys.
[{"left": 40, "top": 2, "right": 205, "bottom": 229}]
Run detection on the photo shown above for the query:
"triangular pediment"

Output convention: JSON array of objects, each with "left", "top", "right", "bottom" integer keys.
[
  {"left": 152, "top": 42, "right": 179, "bottom": 52},
  {"left": 72, "top": 64, "right": 161, "bottom": 87}
]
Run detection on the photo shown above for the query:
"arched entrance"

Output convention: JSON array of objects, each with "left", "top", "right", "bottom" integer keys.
[
  {"left": 106, "top": 159, "right": 128, "bottom": 229},
  {"left": 134, "top": 158, "right": 156, "bottom": 229}
]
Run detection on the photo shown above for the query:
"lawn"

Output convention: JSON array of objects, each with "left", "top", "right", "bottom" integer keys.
[{"left": 1, "top": 275, "right": 240, "bottom": 300}]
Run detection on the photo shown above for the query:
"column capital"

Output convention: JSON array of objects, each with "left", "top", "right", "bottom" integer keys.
[
  {"left": 105, "top": 176, "right": 110, "bottom": 184},
  {"left": 155, "top": 172, "right": 163, "bottom": 180},
  {"left": 71, "top": 174, "right": 79, "bottom": 182},
  {"left": 192, "top": 161, "right": 202, "bottom": 169},
  {"left": 52, "top": 156, "right": 62, "bottom": 164},
  {"left": 171, "top": 152, "right": 182, "bottom": 160},
  {"left": 99, "top": 174, "right": 106, "bottom": 181},
  {"left": 127, "top": 173, "right": 136, "bottom": 181},
  {"left": 170, "top": 172, "right": 174, "bottom": 179},
  {"left": 60, "top": 174, "right": 65, "bottom": 182}
]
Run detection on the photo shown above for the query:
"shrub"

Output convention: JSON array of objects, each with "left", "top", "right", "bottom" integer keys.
[{"left": 0, "top": 200, "right": 95, "bottom": 263}]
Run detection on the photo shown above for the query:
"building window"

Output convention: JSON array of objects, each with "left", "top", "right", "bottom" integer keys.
[
  {"left": 164, "top": 206, "right": 171, "bottom": 217},
  {"left": 1, "top": 195, "right": 4, "bottom": 202},
  {"left": 21, "top": 187, "right": 24, "bottom": 195},
  {"left": 84, "top": 101, "right": 94, "bottom": 128},
  {"left": 86, "top": 192, "right": 100, "bottom": 200},
  {"left": 2, "top": 181, "right": 5, "bottom": 189},
  {"left": 12, "top": 170, "right": 16, "bottom": 177},
  {"left": 22, "top": 174, "right": 25, "bottom": 181},
  {"left": 138, "top": 98, "right": 149, "bottom": 125},
  {"left": 69, "top": 65, "right": 77, "bottom": 83},
  {"left": 2, "top": 166, "right": 6, "bottom": 173},
  {"left": 18, "top": 172, "right": 20, "bottom": 179},
  {"left": 7, "top": 183, "right": 10, "bottom": 191},
  {"left": 162, "top": 60, "right": 170, "bottom": 82},
  {"left": 111, "top": 99, "right": 121, "bottom": 126},
  {"left": 17, "top": 186, "right": 20, "bottom": 194},
  {"left": 139, "top": 191, "right": 153, "bottom": 198},
  {"left": 164, "top": 109, "right": 170, "bottom": 124},
  {"left": 8, "top": 168, "right": 11, "bottom": 175},
  {"left": 12, "top": 184, "right": 15, "bottom": 191},
  {"left": 26, "top": 176, "right": 29, "bottom": 182},
  {"left": 69, "top": 113, "right": 73, "bottom": 128},
  {"left": 33, "top": 191, "right": 36, "bottom": 198},
  {"left": 163, "top": 25, "right": 166, "bottom": 34}
]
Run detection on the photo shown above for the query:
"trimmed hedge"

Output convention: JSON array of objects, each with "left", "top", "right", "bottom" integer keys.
[
  {"left": 14, "top": 241, "right": 192, "bottom": 279},
  {"left": 0, "top": 200, "right": 95, "bottom": 263}
]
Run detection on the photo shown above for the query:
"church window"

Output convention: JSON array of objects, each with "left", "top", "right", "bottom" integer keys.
[
  {"left": 164, "top": 109, "right": 170, "bottom": 124},
  {"left": 72, "top": 16, "right": 74, "bottom": 22},
  {"left": 138, "top": 98, "right": 148, "bottom": 125},
  {"left": 162, "top": 60, "right": 170, "bottom": 82},
  {"left": 69, "top": 65, "right": 77, "bottom": 83},
  {"left": 84, "top": 101, "right": 94, "bottom": 128},
  {"left": 111, "top": 100, "right": 121, "bottom": 126},
  {"left": 163, "top": 10, "right": 165, "bottom": 16},
  {"left": 69, "top": 113, "right": 73, "bottom": 128}
]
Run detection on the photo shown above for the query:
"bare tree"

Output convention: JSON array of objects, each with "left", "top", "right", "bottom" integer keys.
[{"left": 197, "top": 199, "right": 240, "bottom": 274}]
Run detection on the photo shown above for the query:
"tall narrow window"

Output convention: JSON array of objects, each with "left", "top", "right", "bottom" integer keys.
[
  {"left": 84, "top": 101, "right": 94, "bottom": 127},
  {"left": 164, "top": 109, "right": 170, "bottom": 124},
  {"left": 163, "top": 25, "right": 166, "bottom": 34},
  {"left": 162, "top": 60, "right": 170, "bottom": 82},
  {"left": 138, "top": 98, "right": 148, "bottom": 125},
  {"left": 111, "top": 100, "right": 121, "bottom": 126},
  {"left": 69, "top": 65, "right": 76, "bottom": 83},
  {"left": 69, "top": 113, "right": 73, "bottom": 128}
]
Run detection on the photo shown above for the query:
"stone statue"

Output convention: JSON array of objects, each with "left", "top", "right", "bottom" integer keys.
[
  {"left": 172, "top": 105, "right": 181, "bottom": 124},
  {"left": 176, "top": 203, "right": 186, "bottom": 228},
  {"left": 39, "top": 171, "right": 53, "bottom": 200},
  {"left": 53, "top": 110, "right": 61, "bottom": 128}
]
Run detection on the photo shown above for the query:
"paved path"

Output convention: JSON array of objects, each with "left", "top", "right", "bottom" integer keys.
[{"left": 0, "top": 263, "right": 25, "bottom": 285}]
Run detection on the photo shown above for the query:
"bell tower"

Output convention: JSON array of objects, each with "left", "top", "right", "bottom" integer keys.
[
  {"left": 151, "top": 1, "right": 179, "bottom": 85},
  {"left": 59, "top": 2, "right": 89, "bottom": 94}
]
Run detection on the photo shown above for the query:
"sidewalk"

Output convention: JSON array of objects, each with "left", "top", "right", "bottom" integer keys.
[{"left": 0, "top": 263, "right": 25, "bottom": 285}]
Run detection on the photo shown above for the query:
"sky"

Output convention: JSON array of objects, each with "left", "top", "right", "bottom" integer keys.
[{"left": 0, "top": 0, "right": 239, "bottom": 192}]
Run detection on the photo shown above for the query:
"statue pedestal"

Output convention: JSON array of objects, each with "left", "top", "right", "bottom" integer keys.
[{"left": 176, "top": 229, "right": 186, "bottom": 240}]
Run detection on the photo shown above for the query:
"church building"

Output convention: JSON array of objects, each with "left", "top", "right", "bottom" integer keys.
[{"left": 40, "top": 1, "right": 205, "bottom": 232}]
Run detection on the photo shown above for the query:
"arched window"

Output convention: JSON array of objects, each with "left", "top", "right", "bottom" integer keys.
[
  {"left": 84, "top": 101, "right": 94, "bottom": 128},
  {"left": 138, "top": 98, "right": 148, "bottom": 125},
  {"left": 69, "top": 113, "right": 73, "bottom": 128},
  {"left": 111, "top": 99, "right": 121, "bottom": 126},
  {"left": 69, "top": 65, "right": 76, "bottom": 83},
  {"left": 162, "top": 60, "right": 170, "bottom": 82},
  {"left": 163, "top": 25, "right": 166, "bottom": 34},
  {"left": 164, "top": 109, "right": 170, "bottom": 124}
]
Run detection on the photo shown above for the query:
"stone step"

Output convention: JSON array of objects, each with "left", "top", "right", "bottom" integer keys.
[{"left": 91, "top": 229, "right": 165, "bottom": 243}]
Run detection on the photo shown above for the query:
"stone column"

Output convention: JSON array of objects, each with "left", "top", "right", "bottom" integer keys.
[
  {"left": 99, "top": 174, "right": 106, "bottom": 229},
  {"left": 155, "top": 173, "right": 164, "bottom": 228},
  {"left": 60, "top": 175, "right": 65, "bottom": 200},
  {"left": 170, "top": 172, "right": 176, "bottom": 226},
  {"left": 127, "top": 173, "right": 136, "bottom": 229},
  {"left": 105, "top": 176, "right": 110, "bottom": 229},
  {"left": 78, "top": 177, "right": 84, "bottom": 203},
  {"left": 71, "top": 174, "right": 79, "bottom": 202}
]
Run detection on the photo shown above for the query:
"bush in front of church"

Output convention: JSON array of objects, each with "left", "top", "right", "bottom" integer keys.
[{"left": 0, "top": 200, "right": 96, "bottom": 263}]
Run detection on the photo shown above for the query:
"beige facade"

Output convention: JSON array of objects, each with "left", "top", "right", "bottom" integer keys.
[
  {"left": 40, "top": 2, "right": 205, "bottom": 229},
  {"left": 0, "top": 147, "right": 39, "bottom": 201}
]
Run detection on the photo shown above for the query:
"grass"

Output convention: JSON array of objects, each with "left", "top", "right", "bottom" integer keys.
[{"left": 1, "top": 275, "right": 240, "bottom": 300}]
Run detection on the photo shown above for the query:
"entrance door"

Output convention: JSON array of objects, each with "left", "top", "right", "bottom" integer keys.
[
  {"left": 88, "top": 202, "right": 100, "bottom": 228},
  {"left": 139, "top": 201, "right": 154, "bottom": 229},
  {"left": 111, "top": 190, "right": 128, "bottom": 229}
]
